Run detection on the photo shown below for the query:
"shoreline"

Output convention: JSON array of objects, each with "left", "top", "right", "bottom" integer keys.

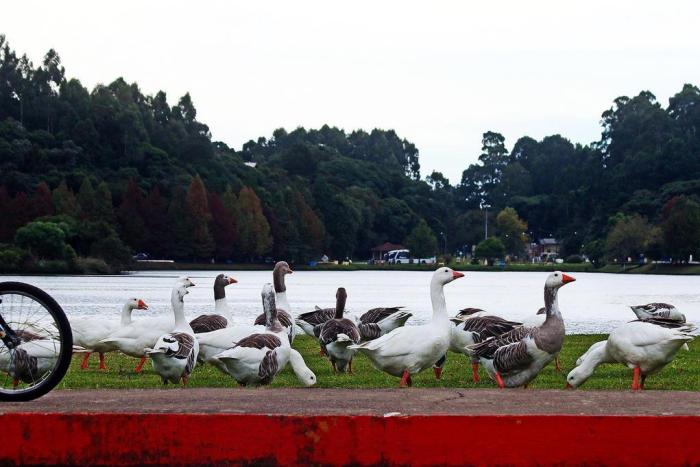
[{"left": 2, "top": 262, "right": 700, "bottom": 275}]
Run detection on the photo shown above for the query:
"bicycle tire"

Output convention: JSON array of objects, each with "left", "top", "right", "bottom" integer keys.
[{"left": 0, "top": 282, "right": 73, "bottom": 401}]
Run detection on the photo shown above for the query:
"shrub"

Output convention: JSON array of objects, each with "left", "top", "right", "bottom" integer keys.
[{"left": 565, "top": 255, "right": 584, "bottom": 264}]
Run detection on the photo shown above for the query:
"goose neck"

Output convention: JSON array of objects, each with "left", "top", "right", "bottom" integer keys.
[
  {"left": 273, "top": 269, "right": 286, "bottom": 293},
  {"left": 543, "top": 286, "right": 562, "bottom": 321},
  {"left": 171, "top": 289, "right": 188, "bottom": 329},
  {"left": 430, "top": 280, "right": 448, "bottom": 321},
  {"left": 120, "top": 303, "right": 133, "bottom": 327},
  {"left": 214, "top": 298, "right": 231, "bottom": 319}
]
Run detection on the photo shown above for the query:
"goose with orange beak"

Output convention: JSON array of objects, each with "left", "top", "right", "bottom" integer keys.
[
  {"left": 71, "top": 297, "right": 149, "bottom": 371},
  {"left": 349, "top": 267, "right": 464, "bottom": 387},
  {"left": 466, "top": 271, "right": 576, "bottom": 388}
]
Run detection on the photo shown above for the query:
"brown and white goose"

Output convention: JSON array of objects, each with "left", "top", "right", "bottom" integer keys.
[
  {"left": 356, "top": 307, "right": 412, "bottom": 341},
  {"left": 254, "top": 261, "right": 295, "bottom": 342},
  {"left": 189, "top": 274, "right": 237, "bottom": 333},
  {"left": 523, "top": 307, "right": 563, "bottom": 371},
  {"left": 296, "top": 306, "right": 336, "bottom": 339},
  {"left": 434, "top": 313, "right": 523, "bottom": 381},
  {"left": 318, "top": 288, "right": 361, "bottom": 373},
  {"left": 466, "top": 271, "right": 576, "bottom": 388},
  {"left": 212, "top": 283, "right": 292, "bottom": 386}
]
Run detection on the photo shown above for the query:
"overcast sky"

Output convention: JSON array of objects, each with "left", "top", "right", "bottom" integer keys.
[{"left": 4, "top": 1, "right": 700, "bottom": 183}]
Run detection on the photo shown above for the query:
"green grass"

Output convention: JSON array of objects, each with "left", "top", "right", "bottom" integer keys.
[{"left": 57, "top": 334, "right": 700, "bottom": 391}]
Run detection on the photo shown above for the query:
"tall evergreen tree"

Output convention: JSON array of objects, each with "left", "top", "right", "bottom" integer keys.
[
  {"left": 52, "top": 181, "right": 79, "bottom": 217},
  {"left": 117, "top": 179, "right": 146, "bottom": 251},
  {"left": 185, "top": 175, "right": 214, "bottom": 259}
]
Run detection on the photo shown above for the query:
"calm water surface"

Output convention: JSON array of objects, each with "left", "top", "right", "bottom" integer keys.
[{"left": 1, "top": 270, "right": 698, "bottom": 334}]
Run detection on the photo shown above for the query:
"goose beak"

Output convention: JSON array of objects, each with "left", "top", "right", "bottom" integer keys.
[
  {"left": 452, "top": 271, "right": 465, "bottom": 280},
  {"left": 137, "top": 299, "right": 148, "bottom": 310},
  {"left": 228, "top": 277, "right": 238, "bottom": 284},
  {"left": 433, "top": 367, "right": 443, "bottom": 379},
  {"left": 287, "top": 268, "right": 294, "bottom": 274},
  {"left": 562, "top": 274, "right": 576, "bottom": 284},
  {"left": 565, "top": 383, "right": 574, "bottom": 389}
]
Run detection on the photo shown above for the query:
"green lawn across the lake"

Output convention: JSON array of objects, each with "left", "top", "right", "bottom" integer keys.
[{"left": 58, "top": 334, "right": 700, "bottom": 391}]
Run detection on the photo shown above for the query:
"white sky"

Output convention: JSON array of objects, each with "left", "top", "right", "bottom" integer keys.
[{"left": 4, "top": 1, "right": 700, "bottom": 183}]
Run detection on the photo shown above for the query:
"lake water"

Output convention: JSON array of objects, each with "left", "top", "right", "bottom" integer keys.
[{"left": 1, "top": 270, "right": 698, "bottom": 334}]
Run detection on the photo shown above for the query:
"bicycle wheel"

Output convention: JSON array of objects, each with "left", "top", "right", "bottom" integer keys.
[{"left": 0, "top": 282, "right": 73, "bottom": 401}]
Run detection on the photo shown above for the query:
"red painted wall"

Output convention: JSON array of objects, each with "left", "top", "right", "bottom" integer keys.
[{"left": 2, "top": 413, "right": 699, "bottom": 465}]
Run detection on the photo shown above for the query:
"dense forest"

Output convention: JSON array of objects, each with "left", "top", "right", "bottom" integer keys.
[{"left": 1, "top": 35, "right": 699, "bottom": 272}]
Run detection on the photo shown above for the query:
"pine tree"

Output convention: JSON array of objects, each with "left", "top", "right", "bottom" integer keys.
[
  {"left": 32, "top": 182, "right": 54, "bottom": 219},
  {"left": 185, "top": 175, "right": 214, "bottom": 260},
  {"left": 143, "top": 187, "right": 169, "bottom": 258},
  {"left": 167, "top": 186, "right": 192, "bottom": 259},
  {"left": 52, "top": 180, "right": 78, "bottom": 217},
  {"left": 293, "top": 190, "right": 325, "bottom": 260},
  {"left": 238, "top": 186, "right": 272, "bottom": 259},
  {"left": 222, "top": 186, "right": 241, "bottom": 257},
  {"left": 77, "top": 177, "right": 96, "bottom": 219},
  {"left": 93, "top": 182, "right": 114, "bottom": 223},
  {"left": 117, "top": 179, "right": 146, "bottom": 251},
  {"left": 208, "top": 192, "right": 236, "bottom": 261}
]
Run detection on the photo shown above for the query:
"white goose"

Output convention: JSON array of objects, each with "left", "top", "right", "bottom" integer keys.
[
  {"left": 348, "top": 267, "right": 464, "bottom": 387},
  {"left": 211, "top": 283, "right": 292, "bottom": 386},
  {"left": 71, "top": 298, "right": 148, "bottom": 370},
  {"left": 100, "top": 278, "right": 195, "bottom": 373},
  {"left": 145, "top": 278, "right": 199, "bottom": 385},
  {"left": 567, "top": 318, "right": 696, "bottom": 390},
  {"left": 466, "top": 271, "right": 575, "bottom": 388},
  {"left": 254, "top": 262, "right": 295, "bottom": 343},
  {"left": 189, "top": 274, "right": 237, "bottom": 333}
]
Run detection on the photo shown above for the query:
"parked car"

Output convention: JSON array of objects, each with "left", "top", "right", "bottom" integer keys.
[{"left": 132, "top": 252, "right": 149, "bottom": 261}]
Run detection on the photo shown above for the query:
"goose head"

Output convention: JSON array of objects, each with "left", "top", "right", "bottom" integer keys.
[
  {"left": 215, "top": 273, "right": 237, "bottom": 287},
  {"left": 545, "top": 271, "right": 576, "bottom": 290},
  {"left": 273, "top": 261, "right": 293, "bottom": 293},
  {"left": 565, "top": 365, "right": 589, "bottom": 389},
  {"left": 127, "top": 298, "right": 149, "bottom": 310},
  {"left": 431, "top": 267, "right": 465, "bottom": 287},
  {"left": 177, "top": 276, "right": 196, "bottom": 288},
  {"left": 173, "top": 277, "right": 195, "bottom": 302},
  {"left": 274, "top": 261, "right": 293, "bottom": 276}
]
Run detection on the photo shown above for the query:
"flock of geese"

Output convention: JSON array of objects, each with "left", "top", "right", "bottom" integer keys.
[{"left": 14, "top": 261, "right": 694, "bottom": 391}]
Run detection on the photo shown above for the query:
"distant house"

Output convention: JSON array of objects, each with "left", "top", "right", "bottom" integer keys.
[
  {"left": 528, "top": 238, "right": 561, "bottom": 261},
  {"left": 370, "top": 242, "right": 405, "bottom": 262}
]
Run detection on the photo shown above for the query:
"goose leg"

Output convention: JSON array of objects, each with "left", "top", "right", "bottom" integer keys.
[
  {"left": 494, "top": 371, "right": 505, "bottom": 389},
  {"left": 12, "top": 378, "right": 19, "bottom": 388},
  {"left": 134, "top": 356, "right": 147, "bottom": 373},
  {"left": 181, "top": 375, "right": 189, "bottom": 387},
  {"left": 640, "top": 374, "right": 647, "bottom": 390},
  {"left": 471, "top": 362, "right": 480, "bottom": 382},
  {"left": 331, "top": 360, "right": 337, "bottom": 373},
  {"left": 555, "top": 357, "right": 561, "bottom": 372},
  {"left": 80, "top": 352, "right": 91, "bottom": 370},
  {"left": 400, "top": 370, "right": 412, "bottom": 387},
  {"left": 631, "top": 366, "right": 641, "bottom": 390},
  {"left": 348, "top": 359, "right": 353, "bottom": 374},
  {"left": 98, "top": 352, "right": 107, "bottom": 370},
  {"left": 433, "top": 354, "right": 446, "bottom": 379}
]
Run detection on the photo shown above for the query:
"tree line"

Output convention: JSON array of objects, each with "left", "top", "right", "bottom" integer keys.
[{"left": 0, "top": 35, "right": 699, "bottom": 272}]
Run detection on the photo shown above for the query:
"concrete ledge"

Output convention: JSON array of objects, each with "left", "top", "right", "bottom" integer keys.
[{"left": 2, "top": 413, "right": 700, "bottom": 465}]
